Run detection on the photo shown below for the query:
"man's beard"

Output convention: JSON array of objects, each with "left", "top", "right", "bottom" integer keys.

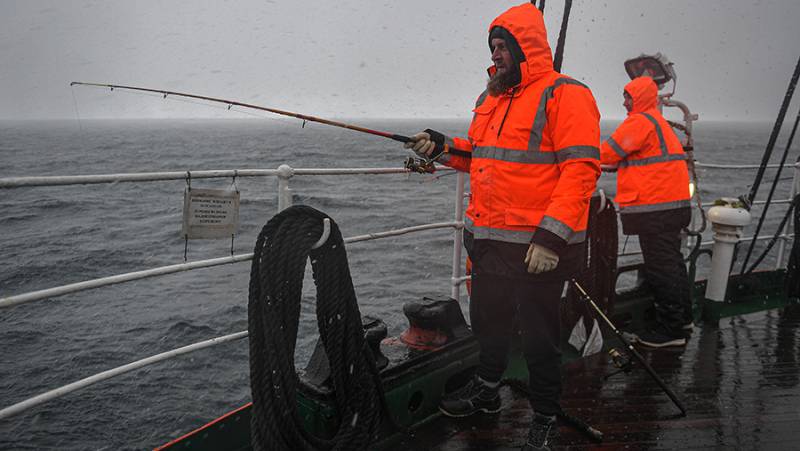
[{"left": 487, "top": 66, "right": 520, "bottom": 96}]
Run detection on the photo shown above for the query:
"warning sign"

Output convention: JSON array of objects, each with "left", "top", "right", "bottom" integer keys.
[{"left": 182, "top": 187, "right": 240, "bottom": 239}]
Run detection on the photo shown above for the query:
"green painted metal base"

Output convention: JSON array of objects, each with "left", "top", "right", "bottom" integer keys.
[{"left": 701, "top": 270, "right": 800, "bottom": 322}]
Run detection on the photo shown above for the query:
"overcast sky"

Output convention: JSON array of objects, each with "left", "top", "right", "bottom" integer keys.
[{"left": 1, "top": 0, "right": 798, "bottom": 121}]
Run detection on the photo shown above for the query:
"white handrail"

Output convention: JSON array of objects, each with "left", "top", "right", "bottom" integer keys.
[
  {"left": 0, "top": 222, "right": 460, "bottom": 309},
  {"left": 0, "top": 166, "right": 454, "bottom": 188},
  {"left": 619, "top": 233, "right": 796, "bottom": 257},
  {"left": 695, "top": 162, "right": 799, "bottom": 170},
  {"left": 0, "top": 331, "right": 248, "bottom": 421},
  {"left": 345, "top": 221, "right": 460, "bottom": 243},
  {"left": 0, "top": 254, "right": 253, "bottom": 309},
  {"left": 701, "top": 198, "right": 794, "bottom": 208},
  {"left": 450, "top": 172, "right": 467, "bottom": 301}
]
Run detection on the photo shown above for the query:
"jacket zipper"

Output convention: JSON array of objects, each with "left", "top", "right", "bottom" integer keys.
[{"left": 496, "top": 88, "right": 516, "bottom": 138}]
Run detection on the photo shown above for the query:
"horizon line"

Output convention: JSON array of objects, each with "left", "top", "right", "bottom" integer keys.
[{"left": 0, "top": 116, "right": 777, "bottom": 124}]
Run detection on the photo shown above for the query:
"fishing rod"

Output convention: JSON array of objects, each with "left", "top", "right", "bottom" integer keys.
[
  {"left": 69, "top": 81, "right": 465, "bottom": 172},
  {"left": 570, "top": 279, "right": 687, "bottom": 417}
]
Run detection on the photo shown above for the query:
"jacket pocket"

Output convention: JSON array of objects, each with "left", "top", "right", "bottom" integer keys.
[
  {"left": 468, "top": 101, "right": 496, "bottom": 142},
  {"left": 615, "top": 190, "right": 638, "bottom": 205},
  {"left": 504, "top": 207, "right": 545, "bottom": 227}
]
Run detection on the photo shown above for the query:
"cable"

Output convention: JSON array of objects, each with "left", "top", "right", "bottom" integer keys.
[
  {"left": 747, "top": 56, "right": 800, "bottom": 206},
  {"left": 745, "top": 195, "right": 800, "bottom": 275},
  {"left": 741, "top": 107, "right": 800, "bottom": 272},
  {"left": 552, "top": 0, "right": 573, "bottom": 73}
]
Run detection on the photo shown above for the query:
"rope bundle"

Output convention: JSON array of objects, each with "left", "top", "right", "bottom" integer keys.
[
  {"left": 248, "top": 205, "right": 382, "bottom": 451},
  {"left": 573, "top": 195, "right": 618, "bottom": 314}
]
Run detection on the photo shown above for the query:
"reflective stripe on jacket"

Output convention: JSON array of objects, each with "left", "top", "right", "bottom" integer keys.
[
  {"left": 600, "top": 77, "right": 690, "bottom": 216},
  {"left": 438, "top": 3, "right": 600, "bottom": 254}
]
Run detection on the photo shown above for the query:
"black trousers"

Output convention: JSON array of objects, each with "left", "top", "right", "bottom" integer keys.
[
  {"left": 467, "top": 236, "right": 574, "bottom": 416},
  {"left": 638, "top": 231, "right": 691, "bottom": 333}
]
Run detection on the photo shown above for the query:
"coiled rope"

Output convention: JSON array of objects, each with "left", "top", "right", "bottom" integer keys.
[
  {"left": 573, "top": 194, "right": 618, "bottom": 313},
  {"left": 248, "top": 205, "right": 382, "bottom": 451}
]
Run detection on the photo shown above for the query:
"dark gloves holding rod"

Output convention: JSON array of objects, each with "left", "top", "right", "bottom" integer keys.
[
  {"left": 407, "top": 129, "right": 558, "bottom": 274},
  {"left": 404, "top": 129, "right": 447, "bottom": 161}
]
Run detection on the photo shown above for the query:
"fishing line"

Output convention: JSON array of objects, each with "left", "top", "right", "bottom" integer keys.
[
  {"left": 427, "top": 170, "right": 457, "bottom": 182},
  {"left": 99, "top": 86, "right": 291, "bottom": 123},
  {"left": 68, "top": 84, "right": 99, "bottom": 159},
  {"left": 69, "top": 85, "right": 84, "bottom": 133}
]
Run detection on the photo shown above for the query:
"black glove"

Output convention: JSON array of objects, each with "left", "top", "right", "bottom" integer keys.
[{"left": 403, "top": 129, "right": 447, "bottom": 161}]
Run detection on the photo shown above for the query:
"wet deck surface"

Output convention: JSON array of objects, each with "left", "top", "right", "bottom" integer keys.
[{"left": 395, "top": 305, "right": 800, "bottom": 450}]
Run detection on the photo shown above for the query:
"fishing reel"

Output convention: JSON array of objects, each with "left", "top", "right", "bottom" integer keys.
[
  {"left": 404, "top": 156, "right": 437, "bottom": 174},
  {"left": 604, "top": 348, "right": 633, "bottom": 380}
]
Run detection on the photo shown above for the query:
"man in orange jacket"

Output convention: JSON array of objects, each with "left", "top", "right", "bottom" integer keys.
[
  {"left": 600, "top": 76, "right": 692, "bottom": 348},
  {"left": 405, "top": 3, "right": 600, "bottom": 449}
]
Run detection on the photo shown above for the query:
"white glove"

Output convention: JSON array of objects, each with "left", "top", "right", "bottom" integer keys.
[
  {"left": 404, "top": 132, "right": 435, "bottom": 157},
  {"left": 524, "top": 244, "right": 559, "bottom": 274}
]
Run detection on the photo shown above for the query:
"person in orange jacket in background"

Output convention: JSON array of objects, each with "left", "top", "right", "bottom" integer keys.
[
  {"left": 404, "top": 3, "right": 600, "bottom": 449},
  {"left": 600, "top": 76, "right": 692, "bottom": 348}
]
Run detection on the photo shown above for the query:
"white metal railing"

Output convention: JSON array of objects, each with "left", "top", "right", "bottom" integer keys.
[
  {"left": 619, "top": 233, "right": 797, "bottom": 258},
  {"left": 4, "top": 158, "right": 798, "bottom": 422},
  {"left": 694, "top": 162, "right": 798, "bottom": 170},
  {"left": 0, "top": 164, "right": 467, "bottom": 421},
  {"left": 0, "top": 165, "right": 464, "bottom": 310},
  {"left": 688, "top": 159, "right": 799, "bottom": 269},
  {"left": 0, "top": 221, "right": 461, "bottom": 309},
  {"left": 616, "top": 161, "right": 799, "bottom": 263},
  {"left": 702, "top": 198, "right": 794, "bottom": 208},
  {"left": 0, "top": 166, "right": 439, "bottom": 189},
  {"left": 0, "top": 331, "right": 249, "bottom": 420}
]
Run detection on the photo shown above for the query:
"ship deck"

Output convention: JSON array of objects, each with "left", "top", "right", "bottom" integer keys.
[{"left": 395, "top": 305, "right": 800, "bottom": 450}]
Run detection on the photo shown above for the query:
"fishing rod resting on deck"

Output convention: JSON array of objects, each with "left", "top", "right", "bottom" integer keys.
[
  {"left": 70, "top": 81, "right": 464, "bottom": 173},
  {"left": 570, "top": 279, "right": 688, "bottom": 417}
]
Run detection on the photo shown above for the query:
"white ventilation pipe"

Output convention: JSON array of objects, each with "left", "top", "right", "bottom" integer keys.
[{"left": 705, "top": 199, "right": 752, "bottom": 302}]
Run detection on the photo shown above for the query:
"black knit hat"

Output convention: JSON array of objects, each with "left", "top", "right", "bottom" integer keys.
[{"left": 488, "top": 26, "right": 526, "bottom": 66}]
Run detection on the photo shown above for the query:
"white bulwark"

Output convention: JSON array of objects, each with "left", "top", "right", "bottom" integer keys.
[{"left": 182, "top": 188, "right": 240, "bottom": 239}]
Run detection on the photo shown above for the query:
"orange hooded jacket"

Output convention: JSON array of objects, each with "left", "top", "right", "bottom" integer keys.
[
  {"left": 600, "top": 77, "right": 691, "bottom": 233},
  {"left": 437, "top": 3, "right": 601, "bottom": 254}
]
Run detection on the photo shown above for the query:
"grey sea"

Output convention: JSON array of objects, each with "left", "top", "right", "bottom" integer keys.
[{"left": 0, "top": 118, "right": 795, "bottom": 450}]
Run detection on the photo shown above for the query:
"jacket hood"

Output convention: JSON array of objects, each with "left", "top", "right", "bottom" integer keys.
[
  {"left": 624, "top": 77, "right": 659, "bottom": 114},
  {"left": 488, "top": 3, "right": 553, "bottom": 87}
]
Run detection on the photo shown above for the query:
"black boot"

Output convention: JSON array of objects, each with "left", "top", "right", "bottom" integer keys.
[
  {"left": 520, "top": 412, "right": 556, "bottom": 450},
  {"left": 439, "top": 376, "right": 501, "bottom": 418},
  {"left": 637, "top": 325, "right": 687, "bottom": 348}
]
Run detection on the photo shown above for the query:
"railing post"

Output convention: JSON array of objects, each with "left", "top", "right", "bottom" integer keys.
[
  {"left": 276, "top": 164, "right": 294, "bottom": 212},
  {"left": 450, "top": 172, "right": 466, "bottom": 302},
  {"left": 705, "top": 200, "right": 751, "bottom": 302},
  {"left": 776, "top": 162, "right": 800, "bottom": 268}
]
